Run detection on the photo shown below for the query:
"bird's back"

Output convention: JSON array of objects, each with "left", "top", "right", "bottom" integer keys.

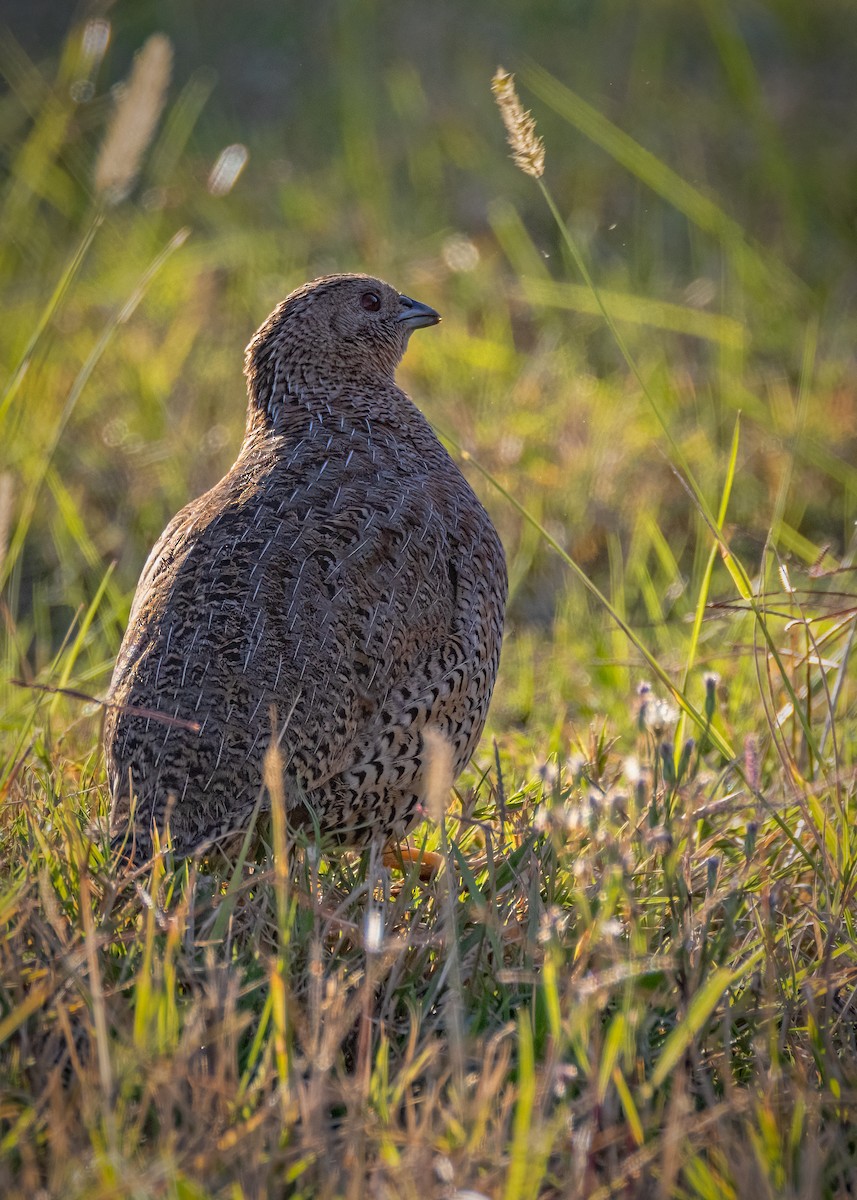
[{"left": 105, "top": 388, "right": 506, "bottom": 857}]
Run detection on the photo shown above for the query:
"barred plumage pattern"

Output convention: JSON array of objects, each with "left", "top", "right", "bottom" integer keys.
[{"left": 104, "top": 274, "right": 507, "bottom": 859}]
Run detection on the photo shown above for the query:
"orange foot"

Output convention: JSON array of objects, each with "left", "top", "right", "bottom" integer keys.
[{"left": 382, "top": 841, "right": 444, "bottom": 881}]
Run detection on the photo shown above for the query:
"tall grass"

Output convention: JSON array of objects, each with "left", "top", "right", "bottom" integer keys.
[{"left": 1, "top": 10, "right": 856, "bottom": 1199}]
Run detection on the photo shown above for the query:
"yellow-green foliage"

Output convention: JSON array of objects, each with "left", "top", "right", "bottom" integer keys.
[{"left": 1, "top": 7, "right": 856, "bottom": 1198}]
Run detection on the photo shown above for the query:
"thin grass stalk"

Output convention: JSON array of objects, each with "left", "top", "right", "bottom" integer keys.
[
  {"left": 52, "top": 561, "right": 115, "bottom": 704},
  {"left": 521, "top": 62, "right": 802, "bottom": 301},
  {"left": 536, "top": 176, "right": 715, "bottom": 526},
  {"left": 755, "top": 602, "right": 808, "bottom": 792},
  {"left": 503, "top": 1009, "right": 537, "bottom": 1200},
  {"left": 766, "top": 319, "right": 817, "bottom": 559},
  {"left": 236, "top": 989, "right": 274, "bottom": 1103},
  {"left": 264, "top": 732, "right": 291, "bottom": 1111},
  {"left": 648, "top": 949, "right": 765, "bottom": 1092},
  {"left": 675, "top": 414, "right": 742, "bottom": 750},
  {"left": 820, "top": 614, "right": 857, "bottom": 755},
  {"left": 0, "top": 604, "right": 85, "bottom": 792},
  {"left": 209, "top": 794, "right": 264, "bottom": 943},
  {"left": 780, "top": 557, "right": 843, "bottom": 803},
  {"left": 0, "top": 225, "right": 190, "bottom": 593},
  {"left": 0, "top": 474, "right": 12, "bottom": 585},
  {"left": 356, "top": 899, "right": 380, "bottom": 1105},
  {"left": 493, "top": 68, "right": 821, "bottom": 767},
  {"left": 669, "top": 454, "right": 821, "bottom": 766},
  {"left": 0, "top": 213, "right": 104, "bottom": 425},
  {"left": 132, "top": 854, "right": 163, "bottom": 1050},
  {"left": 520, "top": 276, "right": 745, "bottom": 346},
  {"left": 80, "top": 870, "right": 116, "bottom": 1154},
  {"left": 438, "top": 423, "right": 735, "bottom": 760},
  {"left": 424, "top": 728, "right": 465, "bottom": 1102},
  {"left": 0, "top": 46, "right": 76, "bottom": 255}
]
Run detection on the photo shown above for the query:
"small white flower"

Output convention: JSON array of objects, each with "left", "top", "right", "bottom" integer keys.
[
  {"left": 624, "top": 755, "right": 641, "bottom": 784},
  {"left": 538, "top": 760, "right": 559, "bottom": 788},
  {"left": 644, "top": 697, "right": 678, "bottom": 736},
  {"left": 563, "top": 805, "right": 586, "bottom": 832},
  {"left": 565, "top": 753, "right": 586, "bottom": 778}
]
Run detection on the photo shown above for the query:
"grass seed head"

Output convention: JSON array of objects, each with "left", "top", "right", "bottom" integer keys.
[
  {"left": 491, "top": 66, "right": 545, "bottom": 179},
  {"left": 744, "top": 733, "right": 760, "bottom": 791},
  {"left": 82, "top": 18, "right": 111, "bottom": 67},
  {"left": 94, "top": 33, "right": 172, "bottom": 204}
]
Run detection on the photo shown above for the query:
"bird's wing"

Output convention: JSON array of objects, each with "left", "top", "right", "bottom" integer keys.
[
  {"left": 254, "top": 474, "right": 461, "bottom": 785},
  {"left": 258, "top": 462, "right": 506, "bottom": 802}
]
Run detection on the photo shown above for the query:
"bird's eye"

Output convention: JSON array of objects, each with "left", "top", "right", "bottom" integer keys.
[{"left": 360, "top": 292, "right": 381, "bottom": 312}]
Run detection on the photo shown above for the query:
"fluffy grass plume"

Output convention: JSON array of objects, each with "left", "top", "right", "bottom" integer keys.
[
  {"left": 491, "top": 66, "right": 545, "bottom": 179},
  {"left": 93, "top": 33, "right": 172, "bottom": 203}
]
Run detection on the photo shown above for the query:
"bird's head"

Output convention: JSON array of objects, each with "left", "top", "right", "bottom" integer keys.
[{"left": 244, "top": 274, "right": 440, "bottom": 412}]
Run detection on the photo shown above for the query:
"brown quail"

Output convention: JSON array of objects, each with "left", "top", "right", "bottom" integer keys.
[{"left": 104, "top": 274, "right": 507, "bottom": 860}]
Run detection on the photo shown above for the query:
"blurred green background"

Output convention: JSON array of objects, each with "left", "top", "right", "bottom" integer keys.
[{"left": 2, "top": 0, "right": 857, "bottom": 738}]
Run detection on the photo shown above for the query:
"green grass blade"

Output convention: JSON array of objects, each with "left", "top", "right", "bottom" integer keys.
[
  {"left": 504, "top": 1010, "right": 538, "bottom": 1200},
  {"left": 675, "top": 413, "right": 742, "bottom": 749},
  {"left": 0, "top": 212, "right": 103, "bottom": 425},
  {"left": 439, "top": 425, "right": 736, "bottom": 760},
  {"left": 649, "top": 948, "right": 764, "bottom": 1091},
  {"left": 521, "top": 277, "right": 746, "bottom": 347},
  {"left": 1, "top": 225, "right": 191, "bottom": 592}
]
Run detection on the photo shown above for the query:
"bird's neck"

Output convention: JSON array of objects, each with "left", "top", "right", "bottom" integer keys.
[{"left": 244, "top": 350, "right": 399, "bottom": 437}]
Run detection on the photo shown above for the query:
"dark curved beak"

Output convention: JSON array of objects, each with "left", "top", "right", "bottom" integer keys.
[{"left": 396, "top": 294, "right": 441, "bottom": 329}]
